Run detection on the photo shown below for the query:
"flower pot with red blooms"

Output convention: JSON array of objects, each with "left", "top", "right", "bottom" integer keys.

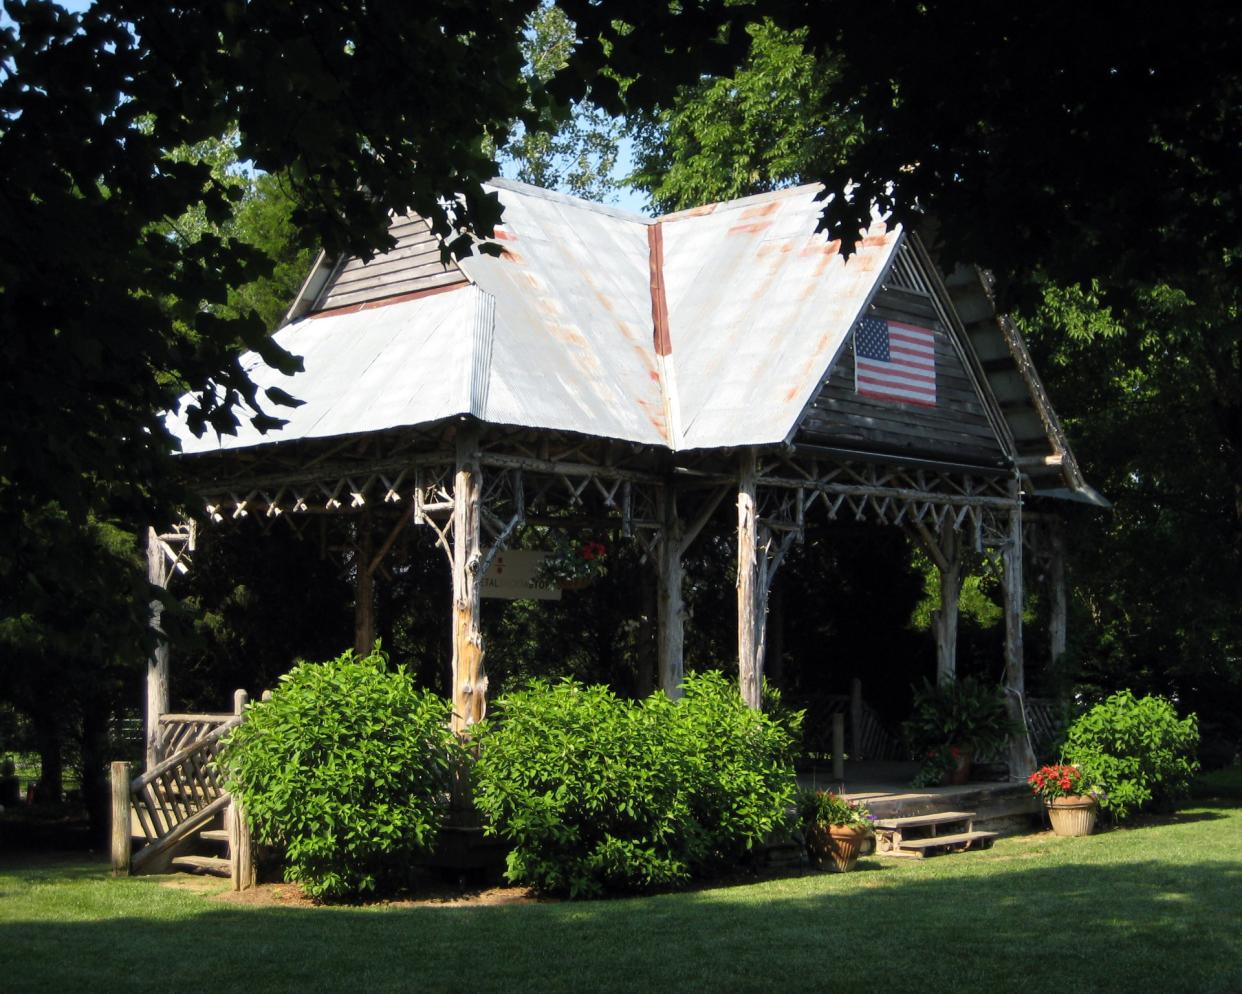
[
  {"left": 1028, "top": 764, "right": 1103, "bottom": 836},
  {"left": 799, "top": 789, "right": 875, "bottom": 872},
  {"left": 533, "top": 535, "right": 608, "bottom": 590}
]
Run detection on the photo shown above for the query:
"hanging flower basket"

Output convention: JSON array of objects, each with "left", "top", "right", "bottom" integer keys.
[{"left": 533, "top": 536, "right": 608, "bottom": 589}]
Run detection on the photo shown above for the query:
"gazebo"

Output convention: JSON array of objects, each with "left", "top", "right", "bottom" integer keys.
[{"left": 146, "top": 178, "right": 1101, "bottom": 787}]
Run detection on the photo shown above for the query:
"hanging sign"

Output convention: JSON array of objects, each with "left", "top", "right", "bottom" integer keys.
[{"left": 481, "top": 549, "right": 561, "bottom": 601}]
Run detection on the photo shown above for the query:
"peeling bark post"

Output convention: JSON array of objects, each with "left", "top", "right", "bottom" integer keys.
[
  {"left": 1048, "top": 520, "right": 1068, "bottom": 668},
  {"left": 935, "top": 521, "right": 961, "bottom": 686},
  {"left": 850, "top": 678, "right": 864, "bottom": 760},
  {"left": 228, "top": 689, "right": 255, "bottom": 891},
  {"left": 145, "top": 528, "right": 171, "bottom": 771},
  {"left": 354, "top": 507, "right": 376, "bottom": 655},
  {"left": 451, "top": 423, "right": 487, "bottom": 736},
  {"left": 110, "top": 761, "right": 131, "bottom": 877},
  {"left": 1002, "top": 481, "right": 1038, "bottom": 779},
  {"left": 737, "top": 449, "right": 763, "bottom": 709},
  {"left": 657, "top": 487, "right": 686, "bottom": 698}
]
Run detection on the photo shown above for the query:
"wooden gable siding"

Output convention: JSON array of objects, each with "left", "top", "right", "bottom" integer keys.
[
  {"left": 317, "top": 213, "right": 466, "bottom": 312},
  {"left": 795, "top": 282, "right": 1006, "bottom": 466}
]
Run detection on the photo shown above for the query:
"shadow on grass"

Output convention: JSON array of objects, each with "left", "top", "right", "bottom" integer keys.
[{"left": 3, "top": 855, "right": 1241, "bottom": 994}]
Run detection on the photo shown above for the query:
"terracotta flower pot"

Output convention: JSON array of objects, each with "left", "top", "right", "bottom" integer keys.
[
  {"left": 947, "top": 746, "right": 974, "bottom": 785},
  {"left": 807, "top": 823, "right": 870, "bottom": 872},
  {"left": 1047, "top": 795, "right": 1098, "bottom": 836}
]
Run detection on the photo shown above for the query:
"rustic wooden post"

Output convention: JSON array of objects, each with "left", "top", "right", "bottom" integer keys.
[
  {"left": 1048, "top": 520, "right": 1068, "bottom": 668},
  {"left": 850, "top": 678, "right": 864, "bottom": 760},
  {"left": 354, "top": 507, "right": 376, "bottom": 655},
  {"left": 228, "top": 689, "right": 255, "bottom": 891},
  {"left": 451, "top": 422, "right": 486, "bottom": 735},
  {"left": 145, "top": 528, "right": 171, "bottom": 771},
  {"left": 110, "top": 761, "right": 131, "bottom": 877},
  {"left": 737, "top": 449, "right": 763, "bottom": 709},
  {"left": 935, "top": 521, "right": 962, "bottom": 685},
  {"left": 657, "top": 487, "right": 686, "bottom": 698},
  {"left": 1001, "top": 481, "right": 1038, "bottom": 779},
  {"left": 832, "top": 713, "right": 846, "bottom": 781}
]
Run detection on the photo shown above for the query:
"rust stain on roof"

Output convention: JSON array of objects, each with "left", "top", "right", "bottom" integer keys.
[
  {"left": 728, "top": 220, "right": 773, "bottom": 236},
  {"left": 740, "top": 201, "right": 780, "bottom": 220}
]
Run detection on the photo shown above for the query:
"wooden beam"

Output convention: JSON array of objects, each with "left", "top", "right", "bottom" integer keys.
[
  {"left": 145, "top": 528, "right": 170, "bottom": 771},
  {"left": 737, "top": 449, "right": 763, "bottom": 709},
  {"left": 657, "top": 488, "right": 686, "bottom": 698},
  {"left": 1001, "top": 481, "right": 1038, "bottom": 779},
  {"left": 451, "top": 423, "right": 486, "bottom": 735}
]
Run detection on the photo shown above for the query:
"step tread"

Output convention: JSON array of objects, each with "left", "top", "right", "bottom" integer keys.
[
  {"left": 872, "top": 811, "right": 977, "bottom": 829},
  {"left": 199, "top": 829, "right": 230, "bottom": 843},
  {"left": 895, "top": 830, "right": 998, "bottom": 850},
  {"left": 170, "top": 854, "right": 231, "bottom": 876}
]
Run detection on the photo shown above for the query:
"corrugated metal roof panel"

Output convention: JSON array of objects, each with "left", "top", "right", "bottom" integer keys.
[
  {"left": 457, "top": 183, "right": 670, "bottom": 446},
  {"left": 168, "top": 285, "right": 478, "bottom": 454},
  {"left": 661, "top": 185, "right": 901, "bottom": 449}
]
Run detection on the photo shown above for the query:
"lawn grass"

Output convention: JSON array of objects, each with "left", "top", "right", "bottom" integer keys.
[{"left": 2, "top": 801, "right": 1241, "bottom": 994}]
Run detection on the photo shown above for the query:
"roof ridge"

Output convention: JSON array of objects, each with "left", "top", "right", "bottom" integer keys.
[
  {"left": 486, "top": 177, "right": 654, "bottom": 225},
  {"left": 656, "top": 182, "right": 826, "bottom": 223}
]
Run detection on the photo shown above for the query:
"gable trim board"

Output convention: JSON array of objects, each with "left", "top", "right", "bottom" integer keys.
[{"left": 172, "top": 180, "right": 1097, "bottom": 505}]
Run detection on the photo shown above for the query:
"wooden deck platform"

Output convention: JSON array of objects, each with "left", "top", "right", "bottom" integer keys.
[{"left": 798, "top": 760, "right": 1042, "bottom": 838}]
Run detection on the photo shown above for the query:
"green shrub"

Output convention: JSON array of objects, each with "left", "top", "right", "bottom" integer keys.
[
  {"left": 219, "top": 646, "right": 463, "bottom": 901},
  {"left": 1062, "top": 690, "right": 1199, "bottom": 822},
  {"left": 472, "top": 671, "right": 800, "bottom": 898}
]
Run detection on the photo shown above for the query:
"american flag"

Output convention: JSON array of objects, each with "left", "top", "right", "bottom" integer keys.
[{"left": 854, "top": 316, "right": 937, "bottom": 407}]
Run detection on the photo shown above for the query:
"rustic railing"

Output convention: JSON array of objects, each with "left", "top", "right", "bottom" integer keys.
[
  {"left": 111, "top": 689, "right": 257, "bottom": 883},
  {"left": 157, "top": 712, "right": 236, "bottom": 764},
  {"left": 126, "top": 716, "right": 241, "bottom": 874}
]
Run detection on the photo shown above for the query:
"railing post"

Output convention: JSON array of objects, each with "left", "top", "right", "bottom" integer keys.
[
  {"left": 110, "top": 761, "right": 131, "bottom": 876},
  {"left": 228, "top": 689, "right": 255, "bottom": 891}
]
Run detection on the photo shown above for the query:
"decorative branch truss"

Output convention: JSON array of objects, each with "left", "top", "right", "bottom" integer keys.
[{"left": 755, "top": 452, "right": 1020, "bottom": 552}]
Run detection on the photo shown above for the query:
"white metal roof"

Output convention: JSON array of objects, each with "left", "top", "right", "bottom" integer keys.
[{"left": 167, "top": 180, "right": 902, "bottom": 456}]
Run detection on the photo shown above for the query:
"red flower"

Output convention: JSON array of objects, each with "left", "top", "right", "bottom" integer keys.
[{"left": 1059, "top": 777, "right": 1072, "bottom": 790}]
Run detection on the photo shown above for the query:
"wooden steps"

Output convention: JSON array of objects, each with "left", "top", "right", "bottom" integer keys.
[
  {"left": 169, "top": 854, "right": 231, "bottom": 877},
  {"left": 873, "top": 810, "right": 997, "bottom": 859}
]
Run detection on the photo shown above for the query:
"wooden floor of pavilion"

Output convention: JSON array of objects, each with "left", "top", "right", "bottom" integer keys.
[{"left": 799, "top": 761, "right": 1043, "bottom": 834}]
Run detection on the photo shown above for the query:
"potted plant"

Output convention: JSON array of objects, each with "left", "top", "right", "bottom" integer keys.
[
  {"left": 1028, "top": 763, "right": 1103, "bottom": 836},
  {"left": 904, "top": 677, "right": 1016, "bottom": 785},
  {"left": 799, "top": 789, "right": 875, "bottom": 872}
]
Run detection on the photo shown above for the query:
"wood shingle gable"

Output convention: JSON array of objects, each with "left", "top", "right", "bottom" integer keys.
[{"left": 793, "top": 234, "right": 1011, "bottom": 468}]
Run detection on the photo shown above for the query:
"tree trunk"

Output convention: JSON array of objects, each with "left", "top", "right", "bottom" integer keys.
[
  {"left": 1048, "top": 522, "right": 1068, "bottom": 668},
  {"left": 33, "top": 708, "right": 63, "bottom": 804}
]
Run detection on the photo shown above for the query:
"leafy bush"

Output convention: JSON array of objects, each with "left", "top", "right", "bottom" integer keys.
[
  {"left": 219, "top": 646, "right": 463, "bottom": 901},
  {"left": 1062, "top": 690, "right": 1199, "bottom": 822},
  {"left": 472, "top": 671, "right": 800, "bottom": 897},
  {"left": 903, "top": 676, "right": 1016, "bottom": 756}
]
